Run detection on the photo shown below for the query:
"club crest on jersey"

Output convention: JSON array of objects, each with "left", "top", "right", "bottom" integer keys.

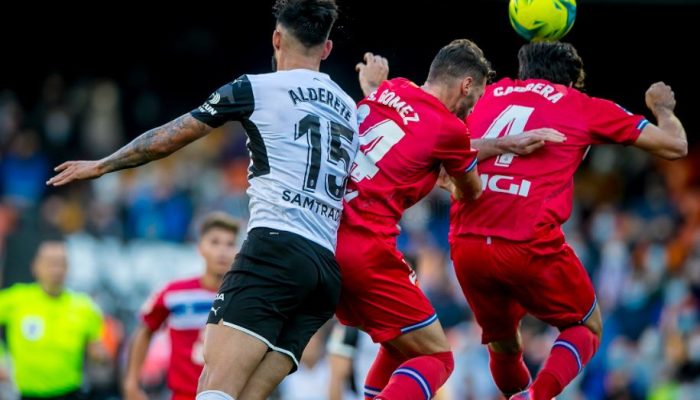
[
  {"left": 208, "top": 92, "right": 221, "bottom": 105},
  {"left": 215, "top": 293, "right": 224, "bottom": 302}
]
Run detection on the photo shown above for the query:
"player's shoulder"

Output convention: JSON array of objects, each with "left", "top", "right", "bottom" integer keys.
[
  {"left": 0, "top": 282, "right": 35, "bottom": 299},
  {"left": 65, "top": 290, "right": 102, "bottom": 314}
]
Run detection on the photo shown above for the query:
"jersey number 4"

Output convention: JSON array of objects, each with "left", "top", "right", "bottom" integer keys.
[
  {"left": 482, "top": 105, "right": 534, "bottom": 167},
  {"left": 350, "top": 119, "right": 406, "bottom": 182},
  {"left": 295, "top": 114, "right": 354, "bottom": 201}
]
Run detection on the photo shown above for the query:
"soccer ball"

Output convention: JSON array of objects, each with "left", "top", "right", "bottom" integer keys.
[{"left": 509, "top": 0, "right": 577, "bottom": 42}]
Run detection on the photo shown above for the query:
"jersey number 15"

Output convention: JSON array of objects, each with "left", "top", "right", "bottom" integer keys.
[{"left": 295, "top": 114, "right": 354, "bottom": 201}]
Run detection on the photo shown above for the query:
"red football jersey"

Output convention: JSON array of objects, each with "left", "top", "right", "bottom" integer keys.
[
  {"left": 450, "top": 78, "right": 649, "bottom": 241},
  {"left": 141, "top": 277, "right": 217, "bottom": 398},
  {"left": 343, "top": 78, "right": 478, "bottom": 237}
]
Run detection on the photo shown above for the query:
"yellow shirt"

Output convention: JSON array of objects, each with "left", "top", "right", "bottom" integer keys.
[{"left": 0, "top": 283, "right": 103, "bottom": 396}]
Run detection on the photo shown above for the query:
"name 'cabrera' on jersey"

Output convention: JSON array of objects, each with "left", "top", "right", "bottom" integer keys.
[{"left": 191, "top": 70, "right": 359, "bottom": 251}]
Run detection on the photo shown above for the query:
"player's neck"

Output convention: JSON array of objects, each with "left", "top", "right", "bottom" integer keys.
[
  {"left": 200, "top": 271, "right": 223, "bottom": 291},
  {"left": 275, "top": 54, "right": 321, "bottom": 72},
  {"left": 421, "top": 82, "right": 457, "bottom": 113},
  {"left": 40, "top": 283, "right": 64, "bottom": 297}
]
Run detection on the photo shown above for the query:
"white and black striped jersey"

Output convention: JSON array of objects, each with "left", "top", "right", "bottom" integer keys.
[{"left": 191, "top": 69, "right": 359, "bottom": 251}]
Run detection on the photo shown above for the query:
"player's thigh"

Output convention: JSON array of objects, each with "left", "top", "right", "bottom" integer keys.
[
  {"left": 199, "top": 321, "right": 269, "bottom": 395},
  {"left": 336, "top": 229, "right": 435, "bottom": 344},
  {"left": 450, "top": 236, "right": 526, "bottom": 345},
  {"left": 274, "top": 245, "right": 341, "bottom": 370},
  {"left": 387, "top": 318, "right": 450, "bottom": 356},
  {"left": 515, "top": 244, "right": 597, "bottom": 329},
  {"left": 207, "top": 228, "right": 320, "bottom": 354},
  {"left": 276, "top": 306, "right": 336, "bottom": 373},
  {"left": 238, "top": 352, "right": 294, "bottom": 400}
]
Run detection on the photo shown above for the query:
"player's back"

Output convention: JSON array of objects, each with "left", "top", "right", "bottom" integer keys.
[
  {"left": 344, "top": 78, "right": 475, "bottom": 237},
  {"left": 193, "top": 69, "right": 359, "bottom": 251},
  {"left": 451, "top": 77, "right": 648, "bottom": 242}
]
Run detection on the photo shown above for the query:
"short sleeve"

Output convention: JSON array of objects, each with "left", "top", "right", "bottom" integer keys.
[
  {"left": 190, "top": 75, "right": 255, "bottom": 128},
  {"left": 84, "top": 298, "right": 105, "bottom": 343},
  {"left": 434, "top": 120, "right": 479, "bottom": 177},
  {"left": 140, "top": 287, "right": 170, "bottom": 332},
  {"left": 0, "top": 286, "right": 17, "bottom": 326},
  {"left": 587, "top": 97, "right": 649, "bottom": 145}
]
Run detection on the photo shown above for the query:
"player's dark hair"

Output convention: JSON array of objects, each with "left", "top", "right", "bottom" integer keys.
[
  {"left": 274, "top": 0, "right": 339, "bottom": 47},
  {"left": 427, "top": 39, "right": 495, "bottom": 85},
  {"left": 200, "top": 212, "right": 240, "bottom": 238},
  {"left": 518, "top": 41, "right": 585, "bottom": 89}
]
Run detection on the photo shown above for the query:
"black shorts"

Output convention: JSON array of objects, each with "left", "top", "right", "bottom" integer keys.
[{"left": 207, "top": 227, "right": 341, "bottom": 371}]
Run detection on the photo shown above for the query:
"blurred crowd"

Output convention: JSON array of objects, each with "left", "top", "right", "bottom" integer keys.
[{"left": 1, "top": 74, "right": 699, "bottom": 400}]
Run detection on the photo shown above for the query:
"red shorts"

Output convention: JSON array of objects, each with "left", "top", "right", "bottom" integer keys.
[
  {"left": 450, "top": 229, "right": 597, "bottom": 344},
  {"left": 335, "top": 224, "right": 436, "bottom": 343},
  {"left": 172, "top": 392, "right": 195, "bottom": 400}
]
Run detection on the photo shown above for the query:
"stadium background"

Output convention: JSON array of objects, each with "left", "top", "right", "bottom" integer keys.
[{"left": 1, "top": 0, "right": 699, "bottom": 398}]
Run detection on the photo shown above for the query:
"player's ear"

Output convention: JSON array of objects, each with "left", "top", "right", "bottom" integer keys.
[
  {"left": 461, "top": 76, "right": 474, "bottom": 96},
  {"left": 320, "top": 39, "right": 333, "bottom": 61},
  {"left": 272, "top": 28, "right": 282, "bottom": 51}
]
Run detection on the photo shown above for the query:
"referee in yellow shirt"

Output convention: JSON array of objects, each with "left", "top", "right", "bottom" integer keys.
[{"left": 0, "top": 241, "right": 108, "bottom": 399}]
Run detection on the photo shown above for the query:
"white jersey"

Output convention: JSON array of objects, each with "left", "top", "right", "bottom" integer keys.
[{"left": 192, "top": 69, "right": 359, "bottom": 251}]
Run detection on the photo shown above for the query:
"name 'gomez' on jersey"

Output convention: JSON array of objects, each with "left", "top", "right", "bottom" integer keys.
[
  {"left": 191, "top": 70, "right": 359, "bottom": 251},
  {"left": 451, "top": 77, "right": 649, "bottom": 242},
  {"left": 343, "top": 78, "right": 478, "bottom": 237}
]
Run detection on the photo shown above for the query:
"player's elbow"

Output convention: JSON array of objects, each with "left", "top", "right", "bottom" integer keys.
[
  {"left": 467, "top": 186, "right": 483, "bottom": 201},
  {"left": 455, "top": 183, "right": 482, "bottom": 201},
  {"left": 660, "top": 139, "right": 688, "bottom": 160}
]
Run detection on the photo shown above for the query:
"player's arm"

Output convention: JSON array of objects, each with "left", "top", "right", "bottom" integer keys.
[
  {"left": 328, "top": 354, "right": 353, "bottom": 400},
  {"left": 123, "top": 324, "right": 155, "bottom": 400},
  {"left": 356, "top": 52, "right": 389, "bottom": 97},
  {"left": 327, "top": 324, "right": 358, "bottom": 400},
  {"left": 0, "top": 289, "right": 10, "bottom": 382},
  {"left": 84, "top": 299, "right": 110, "bottom": 365},
  {"left": 124, "top": 288, "right": 169, "bottom": 400},
  {"left": 46, "top": 114, "right": 212, "bottom": 186},
  {"left": 48, "top": 76, "right": 254, "bottom": 187},
  {"left": 633, "top": 82, "right": 687, "bottom": 160},
  {"left": 441, "top": 166, "right": 482, "bottom": 201},
  {"left": 471, "top": 128, "right": 566, "bottom": 161}
]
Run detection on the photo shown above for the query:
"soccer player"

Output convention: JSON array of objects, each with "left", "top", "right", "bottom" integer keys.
[
  {"left": 0, "top": 241, "right": 108, "bottom": 399},
  {"left": 47, "top": 1, "right": 358, "bottom": 399},
  {"left": 335, "top": 39, "right": 489, "bottom": 400},
  {"left": 327, "top": 324, "right": 379, "bottom": 400},
  {"left": 340, "top": 43, "right": 564, "bottom": 400},
  {"left": 448, "top": 41, "right": 687, "bottom": 400},
  {"left": 123, "top": 212, "right": 239, "bottom": 400}
]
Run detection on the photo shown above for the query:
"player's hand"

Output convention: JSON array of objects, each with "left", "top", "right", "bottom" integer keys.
[
  {"left": 436, "top": 168, "right": 458, "bottom": 195},
  {"left": 503, "top": 128, "right": 566, "bottom": 155},
  {"left": 46, "top": 160, "right": 105, "bottom": 186},
  {"left": 645, "top": 81, "right": 676, "bottom": 115},
  {"left": 123, "top": 380, "right": 148, "bottom": 400},
  {"left": 0, "top": 367, "right": 9, "bottom": 382},
  {"left": 356, "top": 52, "right": 389, "bottom": 97}
]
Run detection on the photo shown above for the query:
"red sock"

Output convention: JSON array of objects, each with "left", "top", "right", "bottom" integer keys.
[
  {"left": 375, "top": 352, "right": 454, "bottom": 400},
  {"left": 488, "top": 348, "right": 532, "bottom": 396},
  {"left": 532, "top": 326, "right": 600, "bottom": 400},
  {"left": 364, "top": 345, "right": 407, "bottom": 399}
]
